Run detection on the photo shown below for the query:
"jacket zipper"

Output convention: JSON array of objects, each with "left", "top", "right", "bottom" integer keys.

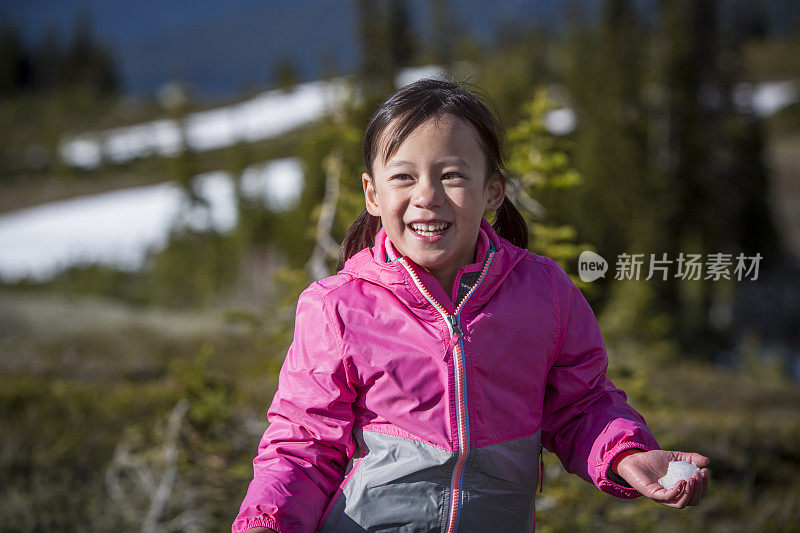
[{"left": 398, "top": 252, "right": 494, "bottom": 533}]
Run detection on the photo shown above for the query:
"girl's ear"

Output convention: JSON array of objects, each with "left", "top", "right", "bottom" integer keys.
[
  {"left": 485, "top": 171, "right": 506, "bottom": 211},
  {"left": 363, "top": 172, "right": 381, "bottom": 216}
]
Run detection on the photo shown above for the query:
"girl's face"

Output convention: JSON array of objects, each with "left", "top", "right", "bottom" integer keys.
[{"left": 363, "top": 114, "right": 505, "bottom": 290}]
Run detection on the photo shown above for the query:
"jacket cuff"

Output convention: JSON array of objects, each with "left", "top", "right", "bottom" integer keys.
[
  {"left": 606, "top": 466, "right": 632, "bottom": 488},
  {"left": 232, "top": 515, "right": 284, "bottom": 533},
  {"left": 597, "top": 441, "right": 657, "bottom": 499}
]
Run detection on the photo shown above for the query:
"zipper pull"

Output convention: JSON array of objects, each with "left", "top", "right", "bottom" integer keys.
[{"left": 447, "top": 314, "right": 462, "bottom": 337}]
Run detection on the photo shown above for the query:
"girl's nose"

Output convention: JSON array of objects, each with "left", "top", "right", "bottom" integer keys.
[{"left": 411, "top": 177, "right": 443, "bottom": 209}]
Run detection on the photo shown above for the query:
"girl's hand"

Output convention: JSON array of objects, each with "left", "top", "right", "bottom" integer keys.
[{"left": 613, "top": 449, "right": 710, "bottom": 508}]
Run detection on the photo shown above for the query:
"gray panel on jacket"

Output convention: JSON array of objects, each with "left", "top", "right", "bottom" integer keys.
[
  {"left": 459, "top": 431, "right": 541, "bottom": 532},
  {"left": 319, "top": 430, "right": 541, "bottom": 533},
  {"left": 319, "top": 429, "right": 454, "bottom": 532}
]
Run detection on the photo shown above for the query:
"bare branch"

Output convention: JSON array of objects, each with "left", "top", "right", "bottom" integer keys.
[
  {"left": 106, "top": 399, "right": 197, "bottom": 533},
  {"left": 142, "top": 399, "right": 190, "bottom": 533},
  {"left": 306, "top": 150, "right": 343, "bottom": 280},
  {"left": 508, "top": 184, "right": 547, "bottom": 219}
]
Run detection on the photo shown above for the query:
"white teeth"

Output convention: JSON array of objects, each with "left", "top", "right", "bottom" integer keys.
[{"left": 410, "top": 222, "right": 450, "bottom": 235}]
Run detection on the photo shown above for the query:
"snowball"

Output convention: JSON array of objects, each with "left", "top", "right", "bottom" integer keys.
[{"left": 658, "top": 460, "right": 700, "bottom": 489}]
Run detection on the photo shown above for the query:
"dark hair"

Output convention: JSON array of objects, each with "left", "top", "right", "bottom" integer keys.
[{"left": 337, "top": 78, "right": 528, "bottom": 270}]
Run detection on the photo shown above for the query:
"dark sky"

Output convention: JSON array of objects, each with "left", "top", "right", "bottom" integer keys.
[
  {"left": 1, "top": 0, "right": 797, "bottom": 98},
  {"left": 0, "top": 0, "right": 594, "bottom": 97},
  {"left": 1, "top": 0, "right": 360, "bottom": 97}
]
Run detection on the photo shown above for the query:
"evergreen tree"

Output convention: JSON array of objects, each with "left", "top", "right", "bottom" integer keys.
[
  {"left": 506, "top": 89, "right": 585, "bottom": 281},
  {"left": 649, "top": 0, "right": 779, "bottom": 353},
  {"left": 0, "top": 17, "right": 117, "bottom": 98},
  {"left": 732, "top": 0, "right": 768, "bottom": 40},
  {"left": 63, "top": 13, "right": 118, "bottom": 96},
  {"left": 32, "top": 26, "right": 63, "bottom": 92},
  {"left": 427, "top": 0, "right": 457, "bottom": 66},
  {"left": 274, "top": 56, "right": 299, "bottom": 91},
  {"left": 481, "top": 23, "right": 552, "bottom": 125},
  {"left": 387, "top": 0, "right": 416, "bottom": 70},
  {"left": 0, "top": 24, "right": 32, "bottom": 94},
  {"left": 356, "top": 0, "right": 394, "bottom": 101},
  {"left": 562, "top": 0, "right": 649, "bottom": 304}
]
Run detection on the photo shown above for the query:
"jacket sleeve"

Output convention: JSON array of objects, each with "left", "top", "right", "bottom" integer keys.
[
  {"left": 232, "top": 285, "right": 357, "bottom": 533},
  {"left": 540, "top": 263, "right": 660, "bottom": 499}
]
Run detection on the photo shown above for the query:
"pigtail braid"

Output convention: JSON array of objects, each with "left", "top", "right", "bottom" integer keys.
[
  {"left": 492, "top": 195, "right": 529, "bottom": 249},
  {"left": 337, "top": 209, "right": 381, "bottom": 271}
]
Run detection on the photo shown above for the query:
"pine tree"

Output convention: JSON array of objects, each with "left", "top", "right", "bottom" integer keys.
[
  {"left": 648, "top": 0, "right": 780, "bottom": 354},
  {"left": 387, "top": 0, "right": 416, "bottom": 70},
  {"left": 506, "top": 89, "right": 586, "bottom": 283},
  {"left": 481, "top": 23, "right": 552, "bottom": 126},
  {"left": 32, "top": 26, "right": 63, "bottom": 92},
  {"left": 428, "top": 0, "right": 457, "bottom": 66},
  {"left": 356, "top": 0, "right": 394, "bottom": 101},
  {"left": 274, "top": 56, "right": 299, "bottom": 91},
  {"left": 558, "top": 0, "right": 652, "bottom": 315},
  {"left": 571, "top": 0, "right": 648, "bottom": 258},
  {"left": 64, "top": 13, "right": 118, "bottom": 96},
  {"left": 0, "top": 24, "right": 32, "bottom": 94}
]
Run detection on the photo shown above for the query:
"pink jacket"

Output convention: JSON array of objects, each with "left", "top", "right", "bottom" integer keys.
[{"left": 233, "top": 219, "right": 659, "bottom": 533}]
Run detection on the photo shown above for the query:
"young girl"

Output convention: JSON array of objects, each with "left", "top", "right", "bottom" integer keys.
[{"left": 233, "top": 79, "right": 709, "bottom": 533}]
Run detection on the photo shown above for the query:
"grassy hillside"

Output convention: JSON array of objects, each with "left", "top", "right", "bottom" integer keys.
[{"left": 1, "top": 289, "right": 798, "bottom": 531}]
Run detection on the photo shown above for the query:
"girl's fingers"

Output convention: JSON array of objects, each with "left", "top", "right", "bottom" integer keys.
[
  {"left": 669, "top": 468, "right": 710, "bottom": 508},
  {"left": 688, "top": 475, "right": 703, "bottom": 506},
  {"left": 650, "top": 465, "right": 710, "bottom": 508},
  {"left": 655, "top": 480, "right": 686, "bottom": 507},
  {"left": 693, "top": 469, "right": 709, "bottom": 505},
  {"left": 701, "top": 468, "right": 710, "bottom": 495},
  {"left": 676, "top": 451, "right": 710, "bottom": 469},
  {"left": 650, "top": 482, "right": 682, "bottom": 502},
  {"left": 674, "top": 480, "right": 693, "bottom": 508}
]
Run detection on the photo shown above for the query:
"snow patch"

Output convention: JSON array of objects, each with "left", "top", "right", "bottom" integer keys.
[{"left": 0, "top": 158, "right": 304, "bottom": 282}]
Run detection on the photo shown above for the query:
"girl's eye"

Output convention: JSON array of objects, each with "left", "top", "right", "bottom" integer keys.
[
  {"left": 442, "top": 172, "right": 464, "bottom": 180},
  {"left": 390, "top": 174, "right": 412, "bottom": 181}
]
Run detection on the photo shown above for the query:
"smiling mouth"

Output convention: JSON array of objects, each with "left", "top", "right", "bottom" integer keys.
[{"left": 408, "top": 221, "right": 451, "bottom": 237}]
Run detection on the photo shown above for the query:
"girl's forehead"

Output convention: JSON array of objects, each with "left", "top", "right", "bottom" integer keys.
[{"left": 377, "top": 114, "right": 482, "bottom": 163}]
